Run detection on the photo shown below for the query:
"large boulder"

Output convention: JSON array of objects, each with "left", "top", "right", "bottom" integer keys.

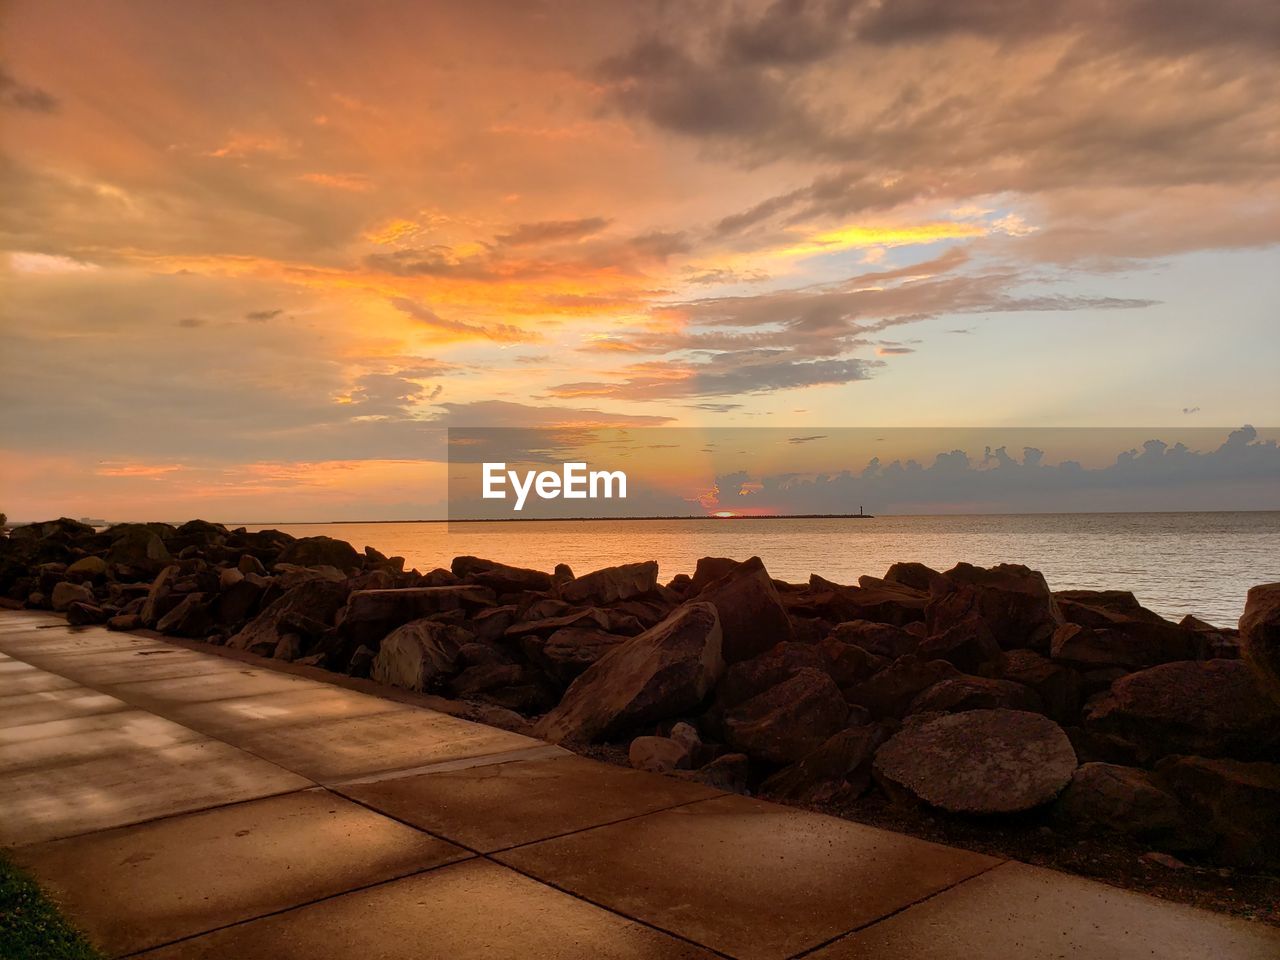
[
  {"left": 371, "top": 619, "right": 471, "bottom": 692},
  {"left": 916, "top": 616, "right": 1001, "bottom": 672},
  {"left": 1157, "top": 755, "right": 1280, "bottom": 867},
  {"left": 1054, "top": 590, "right": 1167, "bottom": 627},
  {"left": 722, "top": 668, "right": 850, "bottom": 764},
  {"left": 341, "top": 586, "right": 495, "bottom": 647},
  {"left": 712, "top": 642, "right": 828, "bottom": 711},
  {"left": 874, "top": 709, "right": 1077, "bottom": 814},
  {"left": 535, "top": 601, "right": 723, "bottom": 744},
  {"left": 451, "top": 556, "right": 554, "bottom": 593},
  {"left": 1085, "top": 659, "right": 1280, "bottom": 762},
  {"left": 883, "top": 562, "right": 943, "bottom": 593},
  {"left": 1239, "top": 582, "right": 1280, "bottom": 704},
  {"left": 521, "top": 627, "right": 630, "bottom": 682},
  {"left": 1052, "top": 762, "right": 1194, "bottom": 845},
  {"left": 927, "top": 563, "right": 1062, "bottom": 651},
  {"left": 697, "top": 556, "right": 794, "bottom": 663},
  {"left": 277, "top": 536, "right": 360, "bottom": 571},
  {"left": 228, "top": 579, "right": 350, "bottom": 656},
  {"left": 690, "top": 556, "right": 741, "bottom": 593},
  {"left": 844, "top": 655, "right": 959, "bottom": 719},
  {"left": 106, "top": 526, "right": 172, "bottom": 570},
  {"left": 558, "top": 561, "right": 658, "bottom": 606},
  {"left": 761, "top": 723, "right": 889, "bottom": 803}
]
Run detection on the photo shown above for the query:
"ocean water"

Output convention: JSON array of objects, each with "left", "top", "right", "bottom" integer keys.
[{"left": 249, "top": 512, "right": 1280, "bottom": 627}]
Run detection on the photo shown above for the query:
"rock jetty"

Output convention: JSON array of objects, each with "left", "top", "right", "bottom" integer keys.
[{"left": 3, "top": 517, "right": 1278, "bottom": 870}]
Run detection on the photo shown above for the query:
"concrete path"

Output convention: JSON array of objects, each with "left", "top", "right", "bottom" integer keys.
[{"left": 1, "top": 609, "right": 1277, "bottom": 960}]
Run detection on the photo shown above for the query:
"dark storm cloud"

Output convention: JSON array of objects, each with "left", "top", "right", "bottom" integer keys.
[{"left": 0, "top": 65, "right": 58, "bottom": 113}]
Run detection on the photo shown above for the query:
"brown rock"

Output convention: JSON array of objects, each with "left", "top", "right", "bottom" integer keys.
[
  {"left": 1054, "top": 590, "right": 1167, "bottom": 627},
  {"left": 535, "top": 601, "right": 723, "bottom": 744},
  {"left": 65, "top": 601, "right": 107, "bottom": 626},
  {"left": 107, "top": 613, "right": 142, "bottom": 631},
  {"left": 907, "top": 675, "right": 1043, "bottom": 716},
  {"left": 629, "top": 735, "right": 691, "bottom": 773},
  {"left": 723, "top": 668, "right": 849, "bottom": 764},
  {"left": 828, "top": 620, "right": 919, "bottom": 659},
  {"left": 451, "top": 556, "right": 554, "bottom": 593},
  {"left": 523, "top": 627, "right": 629, "bottom": 682},
  {"left": 156, "top": 592, "right": 212, "bottom": 637},
  {"left": 873, "top": 709, "right": 1077, "bottom": 814},
  {"left": 844, "top": 655, "right": 959, "bottom": 719},
  {"left": 557, "top": 561, "right": 658, "bottom": 606},
  {"left": 1052, "top": 763, "right": 1195, "bottom": 845},
  {"left": 371, "top": 619, "right": 471, "bottom": 692},
  {"left": 691, "top": 556, "right": 741, "bottom": 593},
  {"left": 1049, "top": 620, "right": 1204, "bottom": 671},
  {"left": 761, "top": 723, "right": 888, "bottom": 803},
  {"left": 713, "top": 642, "right": 828, "bottom": 711},
  {"left": 883, "top": 562, "right": 943, "bottom": 592},
  {"left": 982, "top": 649, "right": 1081, "bottom": 724},
  {"left": 928, "top": 563, "right": 1062, "bottom": 651},
  {"left": 341, "top": 585, "right": 494, "bottom": 647},
  {"left": 678, "top": 753, "right": 749, "bottom": 793},
  {"left": 1084, "top": 659, "right": 1280, "bottom": 762},
  {"left": 278, "top": 535, "right": 360, "bottom": 571},
  {"left": 51, "top": 580, "right": 94, "bottom": 612},
  {"left": 1239, "top": 582, "right": 1280, "bottom": 704},
  {"left": 697, "top": 556, "right": 795, "bottom": 663},
  {"left": 229, "top": 579, "right": 349, "bottom": 655},
  {"left": 916, "top": 615, "right": 1001, "bottom": 672},
  {"left": 1157, "top": 755, "right": 1280, "bottom": 867},
  {"left": 808, "top": 574, "right": 927, "bottom": 627},
  {"left": 817, "top": 635, "right": 886, "bottom": 687},
  {"left": 140, "top": 565, "right": 180, "bottom": 626}
]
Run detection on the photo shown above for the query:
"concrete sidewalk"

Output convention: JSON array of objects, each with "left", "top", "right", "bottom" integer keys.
[{"left": 2, "top": 609, "right": 1277, "bottom": 960}]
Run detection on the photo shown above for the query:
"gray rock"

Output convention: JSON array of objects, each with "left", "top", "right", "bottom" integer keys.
[{"left": 874, "top": 708, "right": 1077, "bottom": 814}]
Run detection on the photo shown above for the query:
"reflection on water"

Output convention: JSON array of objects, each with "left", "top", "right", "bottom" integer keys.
[{"left": 249, "top": 512, "right": 1280, "bottom": 627}]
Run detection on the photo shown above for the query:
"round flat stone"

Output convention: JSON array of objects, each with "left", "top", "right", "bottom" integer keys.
[{"left": 873, "top": 708, "right": 1077, "bottom": 814}]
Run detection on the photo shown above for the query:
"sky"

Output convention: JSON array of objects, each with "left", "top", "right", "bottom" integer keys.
[{"left": 1, "top": 0, "right": 1278, "bottom": 521}]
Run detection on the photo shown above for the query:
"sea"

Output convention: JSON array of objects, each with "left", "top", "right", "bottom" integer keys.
[{"left": 246, "top": 512, "right": 1280, "bottom": 628}]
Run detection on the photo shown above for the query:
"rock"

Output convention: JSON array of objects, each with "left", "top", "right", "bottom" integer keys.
[
  {"left": 273, "top": 633, "right": 304, "bottom": 662},
  {"left": 65, "top": 556, "right": 107, "bottom": 579},
  {"left": 214, "top": 577, "right": 265, "bottom": 626},
  {"left": 156, "top": 593, "right": 212, "bottom": 637},
  {"left": 916, "top": 616, "right": 1001, "bottom": 672},
  {"left": 907, "top": 675, "right": 1044, "bottom": 716},
  {"left": 668, "top": 721, "right": 701, "bottom": 753},
  {"left": 371, "top": 619, "right": 471, "bottom": 692},
  {"left": 874, "top": 709, "right": 1077, "bottom": 814},
  {"left": 1052, "top": 763, "right": 1194, "bottom": 844},
  {"left": 471, "top": 605, "right": 519, "bottom": 643},
  {"left": 505, "top": 607, "right": 643, "bottom": 639},
  {"left": 9, "top": 517, "right": 96, "bottom": 542},
  {"left": 535, "top": 601, "right": 723, "bottom": 744},
  {"left": 713, "top": 642, "right": 828, "bottom": 711},
  {"left": 65, "top": 601, "right": 107, "bottom": 626},
  {"left": 1140, "top": 852, "right": 1189, "bottom": 870},
  {"left": 553, "top": 563, "right": 574, "bottom": 584},
  {"left": 341, "top": 586, "right": 494, "bottom": 647},
  {"left": 140, "top": 565, "right": 180, "bottom": 626},
  {"left": 1157, "top": 755, "right": 1280, "bottom": 867},
  {"left": 277, "top": 536, "right": 360, "bottom": 571},
  {"left": 51, "top": 581, "right": 94, "bottom": 612},
  {"left": 844, "top": 655, "right": 960, "bottom": 719},
  {"left": 928, "top": 563, "right": 1063, "bottom": 651},
  {"left": 238, "top": 554, "right": 268, "bottom": 576},
  {"left": 106, "top": 527, "right": 173, "bottom": 570},
  {"left": 691, "top": 556, "right": 740, "bottom": 593},
  {"left": 1055, "top": 590, "right": 1167, "bottom": 627},
  {"left": 723, "top": 668, "right": 849, "bottom": 764},
  {"left": 828, "top": 620, "right": 918, "bottom": 659},
  {"left": 629, "top": 735, "right": 690, "bottom": 773},
  {"left": 1049, "top": 620, "right": 1203, "bottom": 671},
  {"left": 883, "top": 562, "right": 944, "bottom": 592},
  {"left": 808, "top": 575, "right": 926, "bottom": 627},
  {"left": 1239, "top": 582, "right": 1280, "bottom": 704},
  {"left": 558, "top": 561, "right": 658, "bottom": 606},
  {"left": 450, "top": 663, "right": 555, "bottom": 713},
  {"left": 218, "top": 567, "right": 245, "bottom": 590},
  {"left": 1179, "top": 615, "right": 1240, "bottom": 660},
  {"left": 981, "top": 649, "right": 1081, "bottom": 724},
  {"left": 817, "top": 636, "right": 886, "bottom": 687},
  {"left": 1084, "top": 660, "right": 1280, "bottom": 762},
  {"left": 679, "top": 753, "right": 750, "bottom": 794},
  {"left": 229, "top": 579, "right": 350, "bottom": 656},
  {"left": 526, "top": 627, "right": 629, "bottom": 682},
  {"left": 761, "top": 724, "right": 888, "bottom": 804},
  {"left": 346, "top": 644, "right": 376, "bottom": 678},
  {"left": 451, "top": 556, "right": 554, "bottom": 593},
  {"left": 107, "top": 613, "right": 142, "bottom": 631},
  {"left": 696, "top": 556, "right": 794, "bottom": 663}
]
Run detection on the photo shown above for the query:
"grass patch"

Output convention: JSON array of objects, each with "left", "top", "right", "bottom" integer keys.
[{"left": 0, "top": 853, "right": 102, "bottom": 960}]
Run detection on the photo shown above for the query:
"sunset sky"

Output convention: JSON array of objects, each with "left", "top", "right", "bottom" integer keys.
[{"left": 2, "top": 0, "right": 1278, "bottom": 521}]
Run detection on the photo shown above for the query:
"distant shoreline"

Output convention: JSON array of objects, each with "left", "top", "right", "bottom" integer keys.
[{"left": 243, "top": 513, "right": 878, "bottom": 525}]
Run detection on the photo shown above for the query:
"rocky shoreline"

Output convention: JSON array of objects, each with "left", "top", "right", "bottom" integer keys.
[{"left": 3, "top": 518, "right": 1278, "bottom": 918}]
